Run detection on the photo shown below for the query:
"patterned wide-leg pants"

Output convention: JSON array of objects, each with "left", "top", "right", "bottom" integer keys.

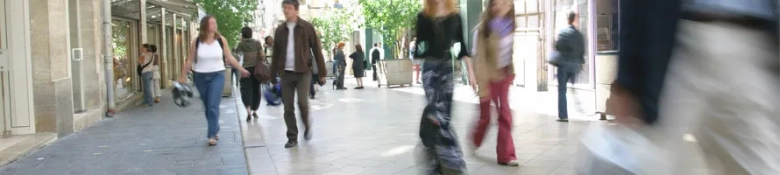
[{"left": 420, "top": 59, "right": 466, "bottom": 174}]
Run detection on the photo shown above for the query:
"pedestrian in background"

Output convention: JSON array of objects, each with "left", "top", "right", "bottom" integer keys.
[
  {"left": 178, "top": 16, "right": 250, "bottom": 146},
  {"left": 414, "top": 0, "right": 473, "bottom": 173},
  {"left": 235, "top": 26, "right": 266, "bottom": 122},
  {"left": 150, "top": 45, "right": 162, "bottom": 103},
  {"left": 333, "top": 42, "right": 347, "bottom": 90},
  {"left": 270, "top": 0, "right": 327, "bottom": 148},
  {"left": 138, "top": 43, "right": 155, "bottom": 107},
  {"left": 349, "top": 44, "right": 366, "bottom": 89},
  {"left": 469, "top": 0, "right": 518, "bottom": 166},
  {"left": 552, "top": 12, "right": 585, "bottom": 122}
]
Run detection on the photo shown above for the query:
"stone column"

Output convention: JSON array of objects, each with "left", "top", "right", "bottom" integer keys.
[
  {"left": 172, "top": 14, "right": 178, "bottom": 81},
  {"left": 30, "top": 0, "right": 75, "bottom": 137},
  {"left": 139, "top": 0, "right": 147, "bottom": 44},
  {"left": 72, "top": 0, "right": 106, "bottom": 131},
  {"left": 160, "top": 8, "right": 169, "bottom": 87}
]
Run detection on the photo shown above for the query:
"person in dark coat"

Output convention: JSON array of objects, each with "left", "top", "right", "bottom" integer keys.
[
  {"left": 333, "top": 42, "right": 347, "bottom": 90},
  {"left": 349, "top": 44, "right": 366, "bottom": 89},
  {"left": 553, "top": 12, "right": 585, "bottom": 122}
]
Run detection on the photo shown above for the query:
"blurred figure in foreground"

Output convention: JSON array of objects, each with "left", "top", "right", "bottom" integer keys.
[
  {"left": 612, "top": 0, "right": 779, "bottom": 174},
  {"left": 469, "top": 0, "right": 518, "bottom": 166},
  {"left": 415, "top": 0, "right": 472, "bottom": 174}
]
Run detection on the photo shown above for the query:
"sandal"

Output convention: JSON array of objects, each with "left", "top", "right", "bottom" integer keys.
[{"left": 208, "top": 138, "right": 217, "bottom": 146}]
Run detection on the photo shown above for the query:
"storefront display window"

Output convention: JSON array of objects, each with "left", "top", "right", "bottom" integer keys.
[
  {"left": 112, "top": 20, "right": 137, "bottom": 101},
  {"left": 596, "top": 0, "right": 619, "bottom": 51}
]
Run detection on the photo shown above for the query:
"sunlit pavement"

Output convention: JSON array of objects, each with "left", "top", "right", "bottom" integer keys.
[
  {"left": 0, "top": 92, "right": 248, "bottom": 175},
  {"left": 237, "top": 78, "right": 616, "bottom": 175}
]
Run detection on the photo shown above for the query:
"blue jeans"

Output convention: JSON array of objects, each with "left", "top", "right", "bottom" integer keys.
[
  {"left": 141, "top": 72, "right": 154, "bottom": 106},
  {"left": 556, "top": 64, "right": 580, "bottom": 119},
  {"left": 193, "top": 71, "right": 225, "bottom": 139}
]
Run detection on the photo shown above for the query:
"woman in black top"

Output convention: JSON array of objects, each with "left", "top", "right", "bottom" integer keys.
[
  {"left": 349, "top": 44, "right": 366, "bottom": 89},
  {"left": 414, "top": 0, "right": 474, "bottom": 174}
]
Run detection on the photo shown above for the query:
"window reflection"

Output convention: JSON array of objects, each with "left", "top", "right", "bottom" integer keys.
[{"left": 112, "top": 20, "right": 136, "bottom": 101}]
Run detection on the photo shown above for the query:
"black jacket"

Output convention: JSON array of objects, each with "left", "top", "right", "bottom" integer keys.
[{"left": 554, "top": 26, "right": 586, "bottom": 65}]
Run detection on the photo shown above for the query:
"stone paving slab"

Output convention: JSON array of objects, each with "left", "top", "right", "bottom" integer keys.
[
  {"left": 236, "top": 84, "right": 601, "bottom": 175},
  {"left": 236, "top": 81, "right": 715, "bottom": 175},
  {"left": 0, "top": 92, "right": 248, "bottom": 175}
]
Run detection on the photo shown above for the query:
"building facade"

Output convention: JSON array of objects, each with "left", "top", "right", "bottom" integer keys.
[{"left": 1, "top": 0, "right": 197, "bottom": 139}]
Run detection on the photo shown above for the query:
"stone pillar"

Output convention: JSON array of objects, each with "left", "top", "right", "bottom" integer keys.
[
  {"left": 160, "top": 8, "right": 169, "bottom": 87},
  {"left": 30, "top": 0, "right": 75, "bottom": 137},
  {"left": 68, "top": 0, "right": 85, "bottom": 112},
  {"left": 172, "top": 14, "right": 178, "bottom": 81},
  {"left": 139, "top": 0, "right": 147, "bottom": 44},
  {"left": 180, "top": 18, "right": 187, "bottom": 64}
]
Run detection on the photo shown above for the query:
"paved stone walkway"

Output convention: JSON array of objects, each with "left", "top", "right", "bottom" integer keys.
[
  {"left": 237, "top": 81, "right": 621, "bottom": 175},
  {"left": 0, "top": 92, "right": 248, "bottom": 175}
]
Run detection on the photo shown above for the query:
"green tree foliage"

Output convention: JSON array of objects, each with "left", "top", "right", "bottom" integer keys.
[
  {"left": 193, "top": 0, "right": 258, "bottom": 48},
  {"left": 310, "top": 8, "right": 361, "bottom": 58},
  {"left": 358, "top": 0, "right": 421, "bottom": 58}
]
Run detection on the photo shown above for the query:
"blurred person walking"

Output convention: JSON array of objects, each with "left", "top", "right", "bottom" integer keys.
[
  {"left": 469, "top": 0, "right": 518, "bottom": 166},
  {"left": 235, "top": 27, "right": 266, "bottom": 122},
  {"left": 264, "top": 36, "right": 274, "bottom": 65},
  {"left": 178, "top": 16, "right": 250, "bottom": 146},
  {"left": 551, "top": 12, "right": 585, "bottom": 122},
  {"left": 415, "top": 0, "right": 473, "bottom": 173},
  {"left": 370, "top": 43, "right": 381, "bottom": 81},
  {"left": 270, "top": 0, "right": 327, "bottom": 148},
  {"left": 612, "top": 0, "right": 780, "bottom": 174}
]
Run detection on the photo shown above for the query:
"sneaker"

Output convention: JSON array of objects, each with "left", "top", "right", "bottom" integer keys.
[
  {"left": 499, "top": 160, "right": 520, "bottom": 166},
  {"left": 284, "top": 140, "right": 298, "bottom": 148},
  {"left": 557, "top": 119, "right": 569, "bottom": 122}
]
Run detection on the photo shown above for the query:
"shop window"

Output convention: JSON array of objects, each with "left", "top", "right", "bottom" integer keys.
[
  {"left": 112, "top": 20, "right": 137, "bottom": 101},
  {"left": 596, "top": 0, "right": 619, "bottom": 51}
]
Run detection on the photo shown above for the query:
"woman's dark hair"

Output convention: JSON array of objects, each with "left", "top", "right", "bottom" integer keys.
[
  {"left": 265, "top": 36, "right": 273, "bottom": 42},
  {"left": 142, "top": 44, "right": 152, "bottom": 51},
  {"left": 149, "top": 45, "right": 158, "bottom": 53},
  {"left": 241, "top": 27, "right": 253, "bottom": 39},
  {"left": 198, "top": 16, "right": 222, "bottom": 41},
  {"left": 355, "top": 44, "right": 363, "bottom": 52}
]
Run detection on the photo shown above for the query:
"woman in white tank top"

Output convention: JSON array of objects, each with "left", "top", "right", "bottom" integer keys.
[
  {"left": 139, "top": 44, "right": 156, "bottom": 107},
  {"left": 178, "top": 16, "right": 249, "bottom": 146}
]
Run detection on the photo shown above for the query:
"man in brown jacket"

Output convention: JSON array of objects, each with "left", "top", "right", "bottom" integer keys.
[{"left": 271, "top": 0, "right": 327, "bottom": 148}]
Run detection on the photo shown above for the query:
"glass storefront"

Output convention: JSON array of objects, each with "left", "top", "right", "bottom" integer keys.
[
  {"left": 112, "top": 19, "right": 138, "bottom": 101},
  {"left": 596, "top": 0, "right": 619, "bottom": 51}
]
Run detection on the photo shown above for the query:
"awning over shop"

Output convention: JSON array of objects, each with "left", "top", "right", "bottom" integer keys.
[{"left": 112, "top": 0, "right": 197, "bottom": 24}]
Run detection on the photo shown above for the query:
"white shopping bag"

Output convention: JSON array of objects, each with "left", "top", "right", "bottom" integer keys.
[{"left": 578, "top": 124, "right": 673, "bottom": 175}]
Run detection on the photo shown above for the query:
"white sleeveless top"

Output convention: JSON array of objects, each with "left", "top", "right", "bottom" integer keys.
[
  {"left": 141, "top": 53, "right": 155, "bottom": 73},
  {"left": 193, "top": 40, "right": 226, "bottom": 73}
]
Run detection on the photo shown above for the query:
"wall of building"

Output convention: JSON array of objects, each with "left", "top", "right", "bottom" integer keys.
[{"left": 28, "top": 0, "right": 107, "bottom": 137}]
